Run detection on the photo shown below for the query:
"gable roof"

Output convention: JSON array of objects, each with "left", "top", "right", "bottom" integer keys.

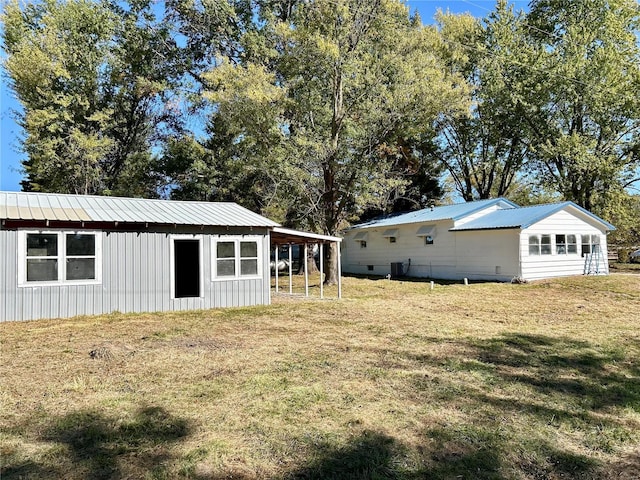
[
  {"left": 0, "top": 191, "right": 279, "bottom": 228},
  {"left": 350, "top": 198, "right": 519, "bottom": 229},
  {"left": 450, "top": 201, "right": 615, "bottom": 232}
]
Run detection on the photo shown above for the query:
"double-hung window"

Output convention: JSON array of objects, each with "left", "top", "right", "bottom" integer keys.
[
  {"left": 528, "top": 234, "right": 552, "bottom": 255},
  {"left": 556, "top": 234, "right": 578, "bottom": 255},
  {"left": 213, "top": 237, "right": 261, "bottom": 279},
  {"left": 19, "top": 231, "right": 101, "bottom": 285},
  {"left": 581, "top": 234, "right": 600, "bottom": 256}
]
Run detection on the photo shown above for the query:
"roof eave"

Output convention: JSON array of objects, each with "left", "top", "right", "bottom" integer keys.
[
  {"left": 519, "top": 202, "right": 616, "bottom": 231},
  {"left": 450, "top": 226, "right": 521, "bottom": 232}
]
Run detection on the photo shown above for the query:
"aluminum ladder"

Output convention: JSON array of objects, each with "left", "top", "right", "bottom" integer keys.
[{"left": 584, "top": 244, "right": 606, "bottom": 275}]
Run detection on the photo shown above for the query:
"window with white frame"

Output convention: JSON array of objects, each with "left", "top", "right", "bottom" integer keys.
[
  {"left": 566, "top": 234, "right": 578, "bottom": 254},
  {"left": 212, "top": 237, "right": 261, "bottom": 279},
  {"left": 20, "top": 231, "right": 101, "bottom": 285},
  {"left": 556, "top": 234, "right": 578, "bottom": 255},
  {"left": 581, "top": 234, "right": 600, "bottom": 256},
  {"left": 528, "top": 234, "right": 552, "bottom": 255},
  {"left": 528, "top": 235, "right": 540, "bottom": 255},
  {"left": 556, "top": 234, "right": 567, "bottom": 254},
  {"left": 541, "top": 235, "right": 552, "bottom": 255}
]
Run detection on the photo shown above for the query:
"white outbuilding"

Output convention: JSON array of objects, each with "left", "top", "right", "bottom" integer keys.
[{"left": 341, "top": 198, "right": 615, "bottom": 282}]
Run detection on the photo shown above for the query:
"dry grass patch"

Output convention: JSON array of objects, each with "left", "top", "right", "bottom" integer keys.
[{"left": 1, "top": 274, "right": 639, "bottom": 479}]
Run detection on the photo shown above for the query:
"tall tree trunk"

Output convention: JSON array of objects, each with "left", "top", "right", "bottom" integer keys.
[{"left": 324, "top": 242, "right": 339, "bottom": 286}]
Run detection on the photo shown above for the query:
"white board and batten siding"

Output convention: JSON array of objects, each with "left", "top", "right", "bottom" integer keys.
[
  {"left": 520, "top": 210, "right": 607, "bottom": 281},
  {"left": 1, "top": 226, "right": 271, "bottom": 322}
]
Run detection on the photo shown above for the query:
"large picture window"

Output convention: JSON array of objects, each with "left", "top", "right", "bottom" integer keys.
[
  {"left": 212, "top": 237, "right": 261, "bottom": 279},
  {"left": 20, "top": 231, "right": 101, "bottom": 285}
]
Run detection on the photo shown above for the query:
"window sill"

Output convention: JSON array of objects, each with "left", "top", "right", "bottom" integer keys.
[
  {"left": 18, "top": 280, "right": 102, "bottom": 288},
  {"left": 211, "top": 275, "right": 262, "bottom": 282}
]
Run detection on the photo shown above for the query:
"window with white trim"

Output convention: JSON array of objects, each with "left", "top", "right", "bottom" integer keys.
[
  {"left": 556, "top": 234, "right": 578, "bottom": 255},
  {"left": 581, "top": 234, "right": 600, "bottom": 257},
  {"left": 528, "top": 235, "right": 540, "bottom": 255},
  {"left": 541, "top": 235, "right": 552, "bottom": 255},
  {"left": 20, "top": 231, "right": 101, "bottom": 285},
  {"left": 212, "top": 236, "right": 261, "bottom": 279},
  {"left": 528, "top": 234, "right": 552, "bottom": 255}
]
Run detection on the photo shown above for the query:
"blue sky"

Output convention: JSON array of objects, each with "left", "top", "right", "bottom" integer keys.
[{"left": 0, "top": 0, "right": 530, "bottom": 192}]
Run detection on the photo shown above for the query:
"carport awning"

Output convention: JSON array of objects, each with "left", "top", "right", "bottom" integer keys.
[
  {"left": 269, "top": 226, "right": 343, "bottom": 300},
  {"left": 270, "top": 226, "right": 342, "bottom": 245}
]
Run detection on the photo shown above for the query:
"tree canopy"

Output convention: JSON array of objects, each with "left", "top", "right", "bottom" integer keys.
[{"left": 2, "top": 0, "right": 639, "bottom": 247}]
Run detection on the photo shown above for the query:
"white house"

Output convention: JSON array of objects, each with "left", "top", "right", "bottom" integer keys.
[{"left": 341, "top": 198, "right": 615, "bottom": 282}]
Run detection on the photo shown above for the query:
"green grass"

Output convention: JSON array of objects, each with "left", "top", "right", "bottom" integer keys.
[
  {"left": 1, "top": 274, "right": 639, "bottom": 479},
  {"left": 609, "top": 261, "right": 640, "bottom": 272}
]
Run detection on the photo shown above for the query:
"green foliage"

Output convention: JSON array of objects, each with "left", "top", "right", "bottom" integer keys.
[
  {"left": 435, "top": 2, "right": 534, "bottom": 201},
  {"left": 3, "top": 0, "right": 116, "bottom": 194},
  {"left": 3, "top": 0, "right": 638, "bottom": 245},
  {"left": 195, "top": 0, "right": 467, "bottom": 235},
  {"left": 523, "top": 0, "right": 640, "bottom": 211},
  {"left": 2, "top": 0, "right": 188, "bottom": 196},
  {"left": 598, "top": 192, "right": 640, "bottom": 246}
]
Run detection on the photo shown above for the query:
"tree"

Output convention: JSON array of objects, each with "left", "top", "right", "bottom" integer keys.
[
  {"left": 435, "top": 2, "right": 533, "bottom": 201},
  {"left": 3, "top": 0, "right": 116, "bottom": 194},
  {"left": 522, "top": 0, "right": 640, "bottom": 211},
  {"left": 2, "top": 0, "right": 187, "bottom": 196},
  {"left": 200, "top": 0, "right": 468, "bottom": 284}
]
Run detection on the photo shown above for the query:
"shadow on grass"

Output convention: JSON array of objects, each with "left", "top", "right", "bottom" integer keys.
[
  {"left": 408, "top": 333, "right": 640, "bottom": 412},
  {"left": 395, "top": 332, "right": 640, "bottom": 478},
  {"left": 470, "top": 333, "right": 640, "bottom": 411},
  {"left": 2, "top": 406, "right": 192, "bottom": 480},
  {"left": 286, "top": 429, "right": 508, "bottom": 480},
  {"left": 287, "top": 430, "right": 400, "bottom": 479}
]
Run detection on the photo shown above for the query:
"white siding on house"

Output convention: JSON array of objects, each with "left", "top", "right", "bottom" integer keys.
[
  {"left": 341, "top": 201, "right": 613, "bottom": 283},
  {"left": 520, "top": 210, "right": 608, "bottom": 280},
  {"left": 342, "top": 220, "right": 460, "bottom": 279},
  {"left": 1, "top": 226, "right": 271, "bottom": 321},
  {"left": 454, "top": 230, "right": 520, "bottom": 281}
]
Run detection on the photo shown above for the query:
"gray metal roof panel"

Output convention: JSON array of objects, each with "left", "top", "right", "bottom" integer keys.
[
  {"left": 0, "top": 191, "right": 280, "bottom": 227},
  {"left": 350, "top": 198, "right": 519, "bottom": 229},
  {"left": 450, "top": 202, "right": 615, "bottom": 231}
]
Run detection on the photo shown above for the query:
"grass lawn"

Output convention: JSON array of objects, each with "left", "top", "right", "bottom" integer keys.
[
  {"left": 1, "top": 274, "right": 639, "bottom": 479},
  {"left": 609, "top": 262, "right": 640, "bottom": 273}
]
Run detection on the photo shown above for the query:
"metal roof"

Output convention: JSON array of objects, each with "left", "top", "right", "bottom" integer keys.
[
  {"left": 0, "top": 191, "right": 280, "bottom": 227},
  {"left": 450, "top": 201, "right": 616, "bottom": 231},
  {"left": 271, "top": 226, "right": 342, "bottom": 244},
  {"left": 350, "top": 198, "right": 519, "bottom": 229}
]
